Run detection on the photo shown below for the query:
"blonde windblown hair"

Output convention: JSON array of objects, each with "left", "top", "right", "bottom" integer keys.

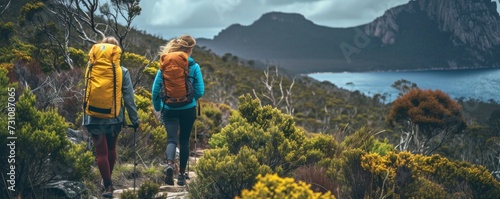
[
  {"left": 159, "top": 35, "right": 196, "bottom": 55},
  {"left": 100, "top": 36, "right": 119, "bottom": 45}
]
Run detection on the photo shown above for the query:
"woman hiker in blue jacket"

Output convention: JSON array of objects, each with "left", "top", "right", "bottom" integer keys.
[{"left": 151, "top": 35, "right": 205, "bottom": 186}]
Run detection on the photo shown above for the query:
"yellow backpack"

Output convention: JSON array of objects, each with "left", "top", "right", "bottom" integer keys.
[{"left": 83, "top": 43, "right": 123, "bottom": 118}]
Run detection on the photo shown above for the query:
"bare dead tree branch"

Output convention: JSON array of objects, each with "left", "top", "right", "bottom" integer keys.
[
  {"left": 261, "top": 66, "right": 283, "bottom": 107},
  {"left": 0, "top": 0, "right": 11, "bottom": 16},
  {"left": 73, "top": 0, "right": 105, "bottom": 41},
  {"left": 252, "top": 89, "right": 263, "bottom": 107},
  {"left": 204, "top": 73, "right": 237, "bottom": 107},
  {"left": 39, "top": 1, "right": 76, "bottom": 69},
  {"left": 257, "top": 65, "right": 295, "bottom": 115},
  {"left": 284, "top": 77, "right": 295, "bottom": 115},
  {"left": 101, "top": 0, "right": 141, "bottom": 52}
]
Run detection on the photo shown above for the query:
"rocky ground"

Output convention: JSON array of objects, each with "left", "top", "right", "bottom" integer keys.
[
  {"left": 111, "top": 172, "right": 194, "bottom": 199},
  {"left": 101, "top": 150, "right": 204, "bottom": 199}
]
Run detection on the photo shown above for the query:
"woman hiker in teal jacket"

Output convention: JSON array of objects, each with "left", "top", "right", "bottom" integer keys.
[{"left": 151, "top": 35, "right": 204, "bottom": 186}]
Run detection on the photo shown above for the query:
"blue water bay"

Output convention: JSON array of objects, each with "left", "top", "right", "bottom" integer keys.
[{"left": 308, "top": 68, "right": 500, "bottom": 103}]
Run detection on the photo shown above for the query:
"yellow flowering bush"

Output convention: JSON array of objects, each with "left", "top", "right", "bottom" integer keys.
[
  {"left": 359, "top": 151, "right": 500, "bottom": 198},
  {"left": 238, "top": 173, "right": 335, "bottom": 199}
]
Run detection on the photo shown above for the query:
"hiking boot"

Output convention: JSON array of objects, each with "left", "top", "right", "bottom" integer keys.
[
  {"left": 177, "top": 173, "right": 186, "bottom": 186},
  {"left": 164, "top": 165, "right": 174, "bottom": 185},
  {"left": 102, "top": 185, "right": 114, "bottom": 198}
]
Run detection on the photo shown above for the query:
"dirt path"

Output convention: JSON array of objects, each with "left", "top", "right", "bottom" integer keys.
[{"left": 109, "top": 149, "right": 206, "bottom": 199}]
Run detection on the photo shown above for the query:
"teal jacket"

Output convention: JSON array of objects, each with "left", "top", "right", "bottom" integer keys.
[
  {"left": 152, "top": 57, "right": 204, "bottom": 111},
  {"left": 82, "top": 66, "right": 140, "bottom": 126}
]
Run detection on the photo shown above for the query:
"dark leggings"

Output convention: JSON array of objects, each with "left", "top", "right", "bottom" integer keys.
[
  {"left": 86, "top": 124, "right": 121, "bottom": 187},
  {"left": 162, "top": 107, "right": 196, "bottom": 174}
]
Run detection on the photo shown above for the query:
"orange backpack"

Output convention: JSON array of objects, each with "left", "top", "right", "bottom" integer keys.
[{"left": 160, "top": 51, "right": 194, "bottom": 108}]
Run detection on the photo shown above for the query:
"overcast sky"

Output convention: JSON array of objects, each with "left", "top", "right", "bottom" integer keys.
[{"left": 130, "top": 0, "right": 500, "bottom": 40}]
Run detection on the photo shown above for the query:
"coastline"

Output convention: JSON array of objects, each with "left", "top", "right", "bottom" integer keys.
[
  {"left": 307, "top": 67, "right": 500, "bottom": 103},
  {"left": 304, "top": 66, "right": 500, "bottom": 76}
]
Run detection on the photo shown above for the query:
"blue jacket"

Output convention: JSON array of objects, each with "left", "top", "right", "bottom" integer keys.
[
  {"left": 82, "top": 66, "right": 140, "bottom": 126},
  {"left": 152, "top": 57, "right": 204, "bottom": 111}
]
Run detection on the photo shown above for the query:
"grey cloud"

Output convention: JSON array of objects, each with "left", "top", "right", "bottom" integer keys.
[
  {"left": 309, "top": 0, "right": 409, "bottom": 27},
  {"left": 132, "top": 0, "right": 408, "bottom": 38},
  {"left": 134, "top": 0, "right": 405, "bottom": 30},
  {"left": 131, "top": 0, "right": 500, "bottom": 39},
  {"left": 259, "top": 0, "right": 327, "bottom": 6}
]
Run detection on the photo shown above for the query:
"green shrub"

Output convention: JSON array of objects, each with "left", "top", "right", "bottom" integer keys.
[
  {"left": 196, "top": 94, "right": 347, "bottom": 198},
  {"left": 142, "top": 165, "right": 164, "bottom": 185},
  {"left": 0, "top": 22, "right": 14, "bottom": 43},
  {"left": 189, "top": 147, "right": 272, "bottom": 199},
  {"left": 191, "top": 101, "right": 225, "bottom": 147},
  {"left": 293, "top": 166, "right": 338, "bottom": 196},
  {"left": 137, "top": 180, "right": 160, "bottom": 199},
  {"left": 68, "top": 47, "right": 87, "bottom": 67},
  {"left": 400, "top": 177, "right": 448, "bottom": 199},
  {"left": 303, "top": 133, "right": 340, "bottom": 164},
  {"left": 336, "top": 149, "right": 373, "bottom": 199},
  {"left": 120, "top": 190, "right": 138, "bottom": 199},
  {"left": 209, "top": 94, "right": 308, "bottom": 174},
  {"left": 0, "top": 91, "right": 93, "bottom": 198}
]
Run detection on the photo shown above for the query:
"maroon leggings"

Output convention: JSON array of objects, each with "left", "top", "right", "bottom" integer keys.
[{"left": 86, "top": 124, "right": 121, "bottom": 187}]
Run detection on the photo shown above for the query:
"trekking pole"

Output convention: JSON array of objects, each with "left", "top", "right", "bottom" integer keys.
[
  {"left": 187, "top": 101, "right": 201, "bottom": 179},
  {"left": 186, "top": 138, "right": 191, "bottom": 179},
  {"left": 194, "top": 101, "right": 201, "bottom": 168},
  {"left": 128, "top": 125, "right": 138, "bottom": 193}
]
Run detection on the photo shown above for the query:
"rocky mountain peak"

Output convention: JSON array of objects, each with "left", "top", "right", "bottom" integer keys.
[
  {"left": 366, "top": 0, "right": 500, "bottom": 50},
  {"left": 253, "top": 11, "right": 315, "bottom": 26}
]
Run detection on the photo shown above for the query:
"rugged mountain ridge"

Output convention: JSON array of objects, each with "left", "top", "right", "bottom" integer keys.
[
  {"left": 366, "top": 0, "right": 500, "bottom": 62},
  {"left": 368, "top": 0, "right": 500, "bottom": 49},
  {"left": 198, "top": 0, "right": 500, "bottom": 74}
]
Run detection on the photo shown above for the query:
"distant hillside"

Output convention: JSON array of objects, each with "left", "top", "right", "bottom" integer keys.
[{"left": 197, "top": 0, "right": 500, "bottom": 74}]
